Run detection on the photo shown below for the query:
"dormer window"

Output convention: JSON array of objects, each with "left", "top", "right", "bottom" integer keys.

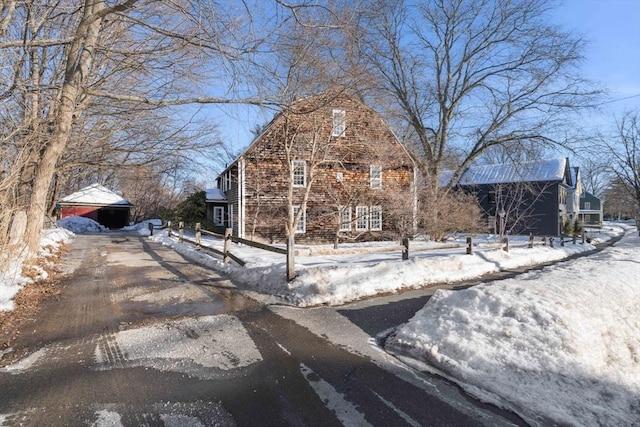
[{"left": 332, "top": 109, "right": 345, "bottom": 137}]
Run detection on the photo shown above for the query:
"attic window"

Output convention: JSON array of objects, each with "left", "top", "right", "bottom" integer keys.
[
  {"left": 332, "top": 109, "right": 345, "bottom": 137},
  {"left": 292, "top": 160, "right": 306, "bottom": 187},
  {"left": 370, "top": 165, "right": 382, "bottom": 189}
]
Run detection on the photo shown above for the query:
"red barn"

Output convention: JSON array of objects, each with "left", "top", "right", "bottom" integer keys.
[{"left": 57, "top": 184, "right": 133, "bottom": 229}]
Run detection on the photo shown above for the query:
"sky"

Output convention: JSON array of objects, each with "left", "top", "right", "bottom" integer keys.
[
  {"left": 2, "top": 217, "right": 637, "bottom": 426},
  {"left": 194, "top": 0, "right": 640, "bottom": 187},
  {"left": 552, "top": 0, "right": 640, "bottom": 129}
]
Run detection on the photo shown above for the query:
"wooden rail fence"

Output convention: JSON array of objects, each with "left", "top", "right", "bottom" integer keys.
[{"left": 158, "top": 221, "right": 589, "bottom": 281}]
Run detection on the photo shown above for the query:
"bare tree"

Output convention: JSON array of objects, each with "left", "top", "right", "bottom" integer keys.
[
  {"left": 608, "top": 112, "right": 640, "bottom": 231},
  {"left": 355, "top": 0, "right": 600, "bottom": 188},
  {"left": 1, "top": 0, "right": 331, "bottom": 255},
  {"left": 603, "top": 177, "right": 636, "bottom": 221},
  {"left": 418, "top": 186, "right": 484, "bottom": 242}
]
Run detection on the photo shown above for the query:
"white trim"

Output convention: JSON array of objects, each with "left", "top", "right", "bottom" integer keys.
[
  {"left": 355, "top": 206, "right": 368, "bottom": 231},
  {"left": 213, "top": 207, "right": 224, "bottom": 226},
  {"left": 293, "top": 205, "right": 306, "bottom": 233},
  {"left": 370, "top": 206, "right": 382, "bottom": 231},
  {"left": 332, "top": 109, "right": 346, "bottom": 137},
  {"left": 370, "top": 165, "right": 382, "bottom": 189},
  {"left": 292, "top": 160, "right": 306, "bottom": 187},
  {"left": 339, "top": 206, "right": 351, "bottom": 231},
  {"left": 239, "top": 158, "right": 246, "bottom": 238}
]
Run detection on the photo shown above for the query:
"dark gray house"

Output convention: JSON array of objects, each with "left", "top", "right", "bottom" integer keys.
[
  {"left": 448, "top": 158, "right": 574, "bottom": 236},
  {"left": 579, "top": 191, "right": 603, "bottom": 228}
]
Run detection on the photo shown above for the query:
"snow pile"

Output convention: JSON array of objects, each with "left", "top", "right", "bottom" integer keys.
[
  {"left": 122, "top": 219, "right": 162, "bottom": 236},
  {"left": 57, "top": 216, "right": 107, "bottom": 233},
  {"left": 150, "top": 228, "right": 622, "bottom": 307},
  {"left": 386, "top": 229, "right": 640, "bottom": 426},
  {"left": 0, "top": 227, "right": 73, "bottom": 311}
]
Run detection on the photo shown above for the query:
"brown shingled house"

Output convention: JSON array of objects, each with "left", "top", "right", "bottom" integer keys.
[{"left": 209, "top": 91, "right": 416, "bottom": 244}]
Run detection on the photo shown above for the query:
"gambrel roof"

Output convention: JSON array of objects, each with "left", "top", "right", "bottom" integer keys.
[
  {"left": 445, "top": 158, "right": 572, "bottom": 187},
  {"left": 59, "top": 184, "right": 132, "bottom": 206},
  {"left": 216, "top": 89, "right": 414, "bottom": 179}
]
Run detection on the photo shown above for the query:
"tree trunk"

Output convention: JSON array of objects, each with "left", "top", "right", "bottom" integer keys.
[
  {"left": 24, "top": 0, "right": 105, "bottom": 251},
  {"left": 286, "top": 235, "right": 296, "bottom": 281}
]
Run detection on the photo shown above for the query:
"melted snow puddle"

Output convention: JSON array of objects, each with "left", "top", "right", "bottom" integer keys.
[{"left": 94, "top": 314, "right": 262, "bottom": 379}]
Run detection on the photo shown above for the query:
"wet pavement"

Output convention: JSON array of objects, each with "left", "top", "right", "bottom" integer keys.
[{"left": 0, "top": 233, "right": 528, "bottom": 426}]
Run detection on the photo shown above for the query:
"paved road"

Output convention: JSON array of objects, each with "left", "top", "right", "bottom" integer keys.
[{"left": 0, "top": 233, "right": 526, "bottom": 426}]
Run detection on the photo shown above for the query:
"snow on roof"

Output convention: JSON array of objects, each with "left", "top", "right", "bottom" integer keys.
[
  {"left": 455, "top": 158, "right": 569, "bottom": 186},
  {"left": 59, "top": 184, "right": 132, "bottom": 206},
  {"left": 206, "top": 188, "right": 227, "bottom": 202}
]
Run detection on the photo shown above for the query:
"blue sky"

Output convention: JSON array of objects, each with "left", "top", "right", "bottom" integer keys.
[
  {"left": 201, "top": 0, "right": 640, "bottom": 183},
  {"left": 552, "top": 0, "right": 640, "bottom": 125}
]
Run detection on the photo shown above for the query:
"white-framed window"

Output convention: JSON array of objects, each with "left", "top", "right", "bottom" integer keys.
[
  {"left": 584, "top": 201, "right": 591, "bottom": 210},
  {"left": 223, "top": 171, "right": 231, "bottom": 192},
  {"left": 213, "top": 207, "right": 224, "bottom": 226},
  {"left": 355, "top": 206, "right": 368, "bottom": 231},
  {"left": 339, "top": 206, "right": 351, "bottom": 231},
  {"left": 370, "top": 206, "right": 382, "bottom": 231},
  {"left": 370, "top": 165, "right": 382, "bottom": 189},
  {"left": 292, "top": 160, "right": 306, "bottom": 187},
  {"left": 332, "top": 109, "right": 346, "bottom": 137},
  {"left": 293, "top": 205, "right": 306, "bottom": 233}
]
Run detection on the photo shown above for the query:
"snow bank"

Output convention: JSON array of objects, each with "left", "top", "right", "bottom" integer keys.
[
  {"left": 0, "top": 227, "right": 73, "bottom": 311},
  {"left": 386, "top": 228, "right": 640, "bottom": 426},
  {"left": 57, "top": 216, "right": 107, "bottom": 233},
  {"left": 152, "top": 228, "right": 616, "bottom": 307},
  {"left": 122, "top": 219, "right": 162, "bottom": 236}
]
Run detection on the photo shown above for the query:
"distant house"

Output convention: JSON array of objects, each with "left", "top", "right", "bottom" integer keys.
[
  {"left": 579, "top": 191, "right": 603, "bottom": 228},
  {"left": 57, "top": 184, "right": 133, "bottom": 229},
  {"left": 449, "top": 158, "right": 574, "bottom": 236},
  {"left": 207, "top": 91, "right": 416, "bottom": 243}
]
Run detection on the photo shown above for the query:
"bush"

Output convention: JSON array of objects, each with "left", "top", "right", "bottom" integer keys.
[
  {"left": 574, "top": 219, "right": 583, "bottom": 235},
  {"left": 563, "top": 219, "right": 574, "bottom": 236},
  {"left": 174, "top": 190, "right": 207, "bottom": 227},
  {"left": 418, "top": 189, "right": 486, "bottom": 241}
]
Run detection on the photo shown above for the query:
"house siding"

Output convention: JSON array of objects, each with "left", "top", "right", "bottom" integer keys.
[
  {"left": 219, "top": 92, "right": 415, "bottom": 243},
  {"left": 461, "top": 181, "right": 564, "bottom": 236}
]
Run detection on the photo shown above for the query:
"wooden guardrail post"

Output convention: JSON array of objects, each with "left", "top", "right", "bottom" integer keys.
[
  {"left": 549, "top": 236, "right": 554, "bottom": 248},
  {"left": 223, "top": 228, "right": 232, "bottom": 264},
  {"left": 402, "top": 237, "right": 410, "bottom": 260},
  {"left": 167, "top": 221, "right": 172, "bottom": 237},
  {"left": 179, "top": 221, "right": 184, "bottom": 242},
  {"left": 502, "top": 237, "right": 509, "bottom": 252},
  {"left": 195, "top": 223, "right": 201, "bottom": 249},
  {"left": 466, "top": 237, "right": 473, "bottom": 255},
  {"left": 528, "top": 233, "right": 534, "bottom": 249},
  {"left": 542, "top": 236, "right": 547, "bottom": 246}
]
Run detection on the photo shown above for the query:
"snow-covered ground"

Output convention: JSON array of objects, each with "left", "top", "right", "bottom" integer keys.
[
  {"left": 0, "top": 227, "right": 74, "bottom": 311},
  {"left": 386, "top": 226, "right": 640, "bottom": 427},
  {"left": 148, "top": 223, "right": 623, "bottom": 307},
  {"left": 1, "top": 216, "right": 637, "bottom": 426}
]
